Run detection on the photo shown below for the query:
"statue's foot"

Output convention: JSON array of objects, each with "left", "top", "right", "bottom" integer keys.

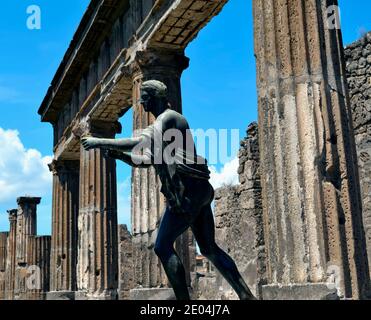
[
  {"left": 239, "top": 291, "right": 258, "bottom": 301},
  {"left": 240, "top": 294, "right": 258, "bottom": 301},
  {"left": 81, "top": 137, "right": 101, "bottom": 150}
]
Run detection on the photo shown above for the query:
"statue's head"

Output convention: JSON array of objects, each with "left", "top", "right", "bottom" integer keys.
[{"left": 140, "top": 80, "right": 168, "bottom": 113}]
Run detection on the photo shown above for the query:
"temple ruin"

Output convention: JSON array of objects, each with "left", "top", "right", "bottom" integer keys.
[{"left": 0, "top": 0, "right": 370, "bottom": 300}]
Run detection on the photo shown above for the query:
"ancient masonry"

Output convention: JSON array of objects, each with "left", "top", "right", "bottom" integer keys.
[
  {"left": 0, "top": 1, "right": 370, "bottom": 300},
  {"left": 344, "top": 32, "right": 371, "bottom": 278},
  {"left": 0, "top": 198, "right": 51, "bottom": 300},
  {"left": 194, "top": 31, "right": 371, "bottom": 300}
]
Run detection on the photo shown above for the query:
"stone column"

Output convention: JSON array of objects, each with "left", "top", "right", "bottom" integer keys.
[
  {"left": 15, "top": 197, "right": 40, "bottom": 265},
  {"left": 76, "top": 120, "right": 120, "bottom": 300},
  {"left": 5, "top": 209, "right": 17, "bottom": 300},
  {"left": 0, "top": 232, "right": 8, "bottom": 300},
  {"left": 14, "top": 197, "right": 41, "bottom": 300},
  {"left": 129, "top": 49, "right": 192, "bottom": 299},
  {"left": 27, "top": 236, "right": 51, "bottom": 300},
  {"left": 47, "top": 160, "right": 79, "bottom": 300},
  {"left": 253, "top": 0, "right": 370, "bottom": 299}
]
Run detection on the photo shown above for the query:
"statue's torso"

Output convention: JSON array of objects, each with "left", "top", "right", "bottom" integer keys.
[{"left": 140, "top": 109, "right": 213, "bottom": 213}]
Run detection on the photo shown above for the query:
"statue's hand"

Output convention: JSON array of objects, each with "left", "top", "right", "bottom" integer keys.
[{"left": 81, "top": 137, "right": 101, "bottom": 150}]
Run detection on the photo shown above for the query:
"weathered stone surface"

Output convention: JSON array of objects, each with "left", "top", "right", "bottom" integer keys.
[
  {"left": 5, "top": 209, "right": 17, "bottom": 300},
  {"left": 49, "top": 160, "right": 79, "bottom": 295},
  {"left": 26, "top": 236, "right": 51, "bottom": 300},
  {"left": 15, "top": 197, "right": 40, "bottom": 265},
  {"left": 262, "top": 284, "right": 339, "bottom": 301},
  {"left": 345, "top": 32, "right": 371, "bottom": 278},
  {"left": 46, "top": 291, "right": 75, "bottom": 300},
  {"left": 14, "top": 197, "right": 41, "bottom": 300},
  {"left": 0, "top": 232, "right": 8, "bottom": 300},
  {"left": 77, "top": 122, "right": 119, "bottom": 299},
  {"left": 253, "top": 0, "right": 369, "bottom": 299},
  {"left": 130, "top": 288, "right": 176, "bottom": 300},
  {"left": 118, "top": 224, "right": 135, "bottom": 300},
  {"left": 0, "top": 199, "right": 51, "bottom": 301}
]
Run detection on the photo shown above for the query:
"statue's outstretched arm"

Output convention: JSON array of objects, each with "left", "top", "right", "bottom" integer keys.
[
  {"left": 104, "top": 149, "right": 152, "bottom": 168},
  {"left": 81, "top": 136, "right": 142, "bottom": 152}
]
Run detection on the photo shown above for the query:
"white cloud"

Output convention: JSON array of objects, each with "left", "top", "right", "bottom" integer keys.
[
  {"left": 209, "top": 157, "right": 239, "bottom": 190},
  {"left": 0, "top": 127, "right": 52, "bottom": 203}
]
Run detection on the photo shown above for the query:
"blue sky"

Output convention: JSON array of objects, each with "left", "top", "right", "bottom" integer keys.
[{"left": 0, "top": 0, "right": 370, "bottom": 235}]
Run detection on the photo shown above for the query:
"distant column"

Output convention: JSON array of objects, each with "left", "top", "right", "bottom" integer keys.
[
  {"left": 0, "top": 232, "right": 8, "bottom": 300},
  {"left": 48, "top": 160, "right": 79, "bottom": 300},
  {"left": 5, "top": 209, "right": 17, "bottom": 300},
  {"left": 15, "top": 197, "right": 40, "bottom": 265},
  {"left": 27, "top": 236, "right": 51, "bottom": 300},
  {"left": 76, "top": 120, "right": 120, "bottom": 300},
  {"left": 14, "top": 197, "right": 41, "bottom": 300},
  {"left": 129, "top": 49, "right": 193, "bottom": 296},
  {"left": 253, "top": 0, "right": 369, "bottom": 299}
]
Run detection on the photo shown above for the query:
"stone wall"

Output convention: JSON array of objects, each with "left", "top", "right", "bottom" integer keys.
[
  {"left": 194, "top": 32, "right": 371, "bottom": 300},
  {"left": 345, "top": 32, "right": 371, "bottom": 276},
  {"left": 194, "top": 123, "right": 265, "bottom": 300},
  {"left": 118, "top": 225, "right": 135, "bottom": 300}
]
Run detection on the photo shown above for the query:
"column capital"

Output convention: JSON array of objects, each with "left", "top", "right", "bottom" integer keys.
[
  {"left": 89, "top": 120, "right": 122, "bottom": 138},
  {"left": 130, "top": 49, "right": 189, "bottom": 80},
  {"left": 17, "top": 197, "right": 41, "bottom": 206},
  {"left": 72, "top": 118, "right": 122, "bottom": 139},
  {"left": 7, "top": 209, "right": 17, "bottom": 222},
  {"left": 48, "top": 159, "right": 80, "bottom": 175}
]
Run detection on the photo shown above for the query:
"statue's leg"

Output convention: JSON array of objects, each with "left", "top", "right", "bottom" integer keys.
[
  {"left": 191, "top": 205, "right": 256, "bottom": 300},
  {"left": 154, "top": 206, "right": 191, "bottom": 300}
]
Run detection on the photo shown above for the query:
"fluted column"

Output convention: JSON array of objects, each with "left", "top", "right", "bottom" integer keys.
[
  {"left": 15, "top": 197, "right": 40, "bottom": 265},
  {"left": 76, "top": 120, "right": 120, "bottom": 300},
  {"left": 14, "top": 197, "right": 41, "bottom": 300},
  {"left": 130, "top": 49, "right": 192, "bottom": 292},
  {"left": 0, "top": 232, "right": 8, "bottom": 300},
  {"left": 5, "top": 209, "right": 17, "bottom": 300},
  {"left": 27, "top": 236, "right": 51, "bottom": 300},
  {"left": 253, "top": 0, "right": 369, "bottom": 299},
  {"left": 47, "top": 160, "right": 79, "bottom": 300}
]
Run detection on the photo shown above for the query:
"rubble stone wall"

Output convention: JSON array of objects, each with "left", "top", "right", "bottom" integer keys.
[
  {"left": 345, "top": 32, "right": 371, "bottom": 275},
  {"left": 118, "top": 225, "right": 135, "bottom": 300}
]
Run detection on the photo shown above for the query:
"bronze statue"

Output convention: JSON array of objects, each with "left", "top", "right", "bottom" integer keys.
[{"left": 81, "top": 80, "right": 255, "bottom": 300}]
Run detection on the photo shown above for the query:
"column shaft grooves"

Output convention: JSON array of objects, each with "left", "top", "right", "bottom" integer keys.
[{"left": 254, "top": 0, "right": 369, "bottom": 298}]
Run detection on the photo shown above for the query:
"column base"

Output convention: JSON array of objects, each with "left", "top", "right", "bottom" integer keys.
[
  {"left": 262, "top": 283, "right": 339, "bottom": 300},
  {"left": 130, "top": 288, "right": 176, "bottom": 300},
  {"left": 46, "top": 291, "right": 76, "bottom": 300},
  {"left": 75, "top": 290, "right": 118, "bottom": 300}
]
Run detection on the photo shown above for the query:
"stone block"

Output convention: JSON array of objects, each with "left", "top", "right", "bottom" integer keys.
[{"left": 130, "top": 288, "right": 176, "bottom": 300}]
